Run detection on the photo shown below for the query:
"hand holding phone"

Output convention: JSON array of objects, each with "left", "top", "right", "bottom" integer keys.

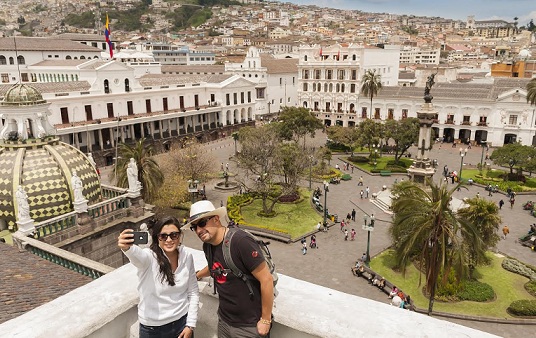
[{"left": 132, "top": 231, "right": 149, "bottom": 245}]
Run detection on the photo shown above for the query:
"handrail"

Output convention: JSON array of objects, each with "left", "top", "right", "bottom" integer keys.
[{"left": 13, "top": 232, "right": 114, "bottom": 279}]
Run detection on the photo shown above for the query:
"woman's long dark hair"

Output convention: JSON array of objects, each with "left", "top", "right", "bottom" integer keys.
[{"left": 149, "top": 216, "right": 182, "bottom": 286}]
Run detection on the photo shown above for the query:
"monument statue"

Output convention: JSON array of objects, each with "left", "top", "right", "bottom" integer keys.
[
  {"left": 71, "top": 170, "right": 85, "bottom": 201},
  {"left": 15, "top": 185, "right": 30, "bottom": 220},
  {"left": 87, "top": 153, "right": 97, "bottom": 167},
  {"left": 424, "top": 73, "right": 436, "bottom": 103},
  {"left": 127, "top": 158, "right": 141, "bottom": 191}
]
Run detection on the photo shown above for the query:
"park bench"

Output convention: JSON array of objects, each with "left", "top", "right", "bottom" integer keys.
[{"left": 380, "top": 170, "right": 392, "bottom": 177}]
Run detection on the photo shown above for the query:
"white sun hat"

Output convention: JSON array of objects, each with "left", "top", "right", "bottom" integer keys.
[{"left": 186, "top": 200, "right": 228, "bottom": 227}]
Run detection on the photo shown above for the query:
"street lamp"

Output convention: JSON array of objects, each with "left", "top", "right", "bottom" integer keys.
[
  {"left": 459, "top": 148, "right": 468, "bottom": 182},
  {"left": 322, "top": 181, "right": 329, "bottom": 229},
  {"left": 480, "top": 140, "right": 487, "bottom": 170},
  {"left": 362, "top": 213, "right": 374, "bottom": 267},
  {"left": 309, "top": 155, "right": 314, "bottom": 190},
  {"left": 187, "top": 179, "right": 199, "bottom": 203}
]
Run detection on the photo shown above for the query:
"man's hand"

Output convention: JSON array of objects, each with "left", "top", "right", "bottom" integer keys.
[
  {"left": 178, "top": 326, "right": 193, "bottom": 338},
  {"left": 257, "top": 319, "right": 271, "bottom": 336}
]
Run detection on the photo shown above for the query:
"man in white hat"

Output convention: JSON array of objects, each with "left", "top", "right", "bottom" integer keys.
[{"left": 189, "top": 200, "right": 273, "bottom": 337}]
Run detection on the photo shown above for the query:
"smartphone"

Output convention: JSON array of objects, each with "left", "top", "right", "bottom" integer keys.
[{"left": 132, "top": 231, "right": 149, "bottom": 245}]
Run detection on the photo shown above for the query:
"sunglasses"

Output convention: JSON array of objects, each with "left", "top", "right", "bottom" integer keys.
[
  {"left": 158, "top": 231, "right": 181, "bottom": 241},
  {"left": 190, "top": 216, "right": 213, "bottom": 231}
]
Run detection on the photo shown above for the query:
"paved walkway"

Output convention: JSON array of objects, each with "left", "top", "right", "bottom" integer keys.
[{"left": 103, "top": 133, "right": 536, "bottom": 337}]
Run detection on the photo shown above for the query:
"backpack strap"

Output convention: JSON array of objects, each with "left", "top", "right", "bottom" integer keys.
[{"left": 223, "top": 227, "right": 255, "bottom": 298}]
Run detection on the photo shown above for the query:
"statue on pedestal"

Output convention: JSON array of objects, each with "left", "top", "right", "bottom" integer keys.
[
  {"left": 15, "top": 185, "right": 30, "bottom": 220},
  {"left": 71, "top": 170, "right": 85, "bottom": 201},
  {"left": 424, "top": 73, "right": 436, "bottom": 103},
  {"left": 127, "top": 158, "right": 141, "bottom": 191}
]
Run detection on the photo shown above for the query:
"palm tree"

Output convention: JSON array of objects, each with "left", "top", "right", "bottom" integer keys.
[
  {"left": 114, "top": 138, "right": 164, "bottom": 202},
  {"left": 360, "top": 69, "right": 382, "bottom": 119},
  {"left": 457, "top": 197, "right": 501, "bottom": 276},
  {"left": 390, "top": 180, "right": 484, "bottom": 315},
  {"left": 527, "top": 78, "right": 536, "bottom": 106}
]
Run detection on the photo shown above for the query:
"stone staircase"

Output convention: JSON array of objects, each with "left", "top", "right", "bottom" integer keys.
[{"left": 370, "top": 188, "right": 394, "bottom": 215}]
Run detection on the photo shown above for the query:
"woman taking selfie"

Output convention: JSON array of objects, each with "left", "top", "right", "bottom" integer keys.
[{"left": 118, "top": 216, "right": 199, "bottom": 338}]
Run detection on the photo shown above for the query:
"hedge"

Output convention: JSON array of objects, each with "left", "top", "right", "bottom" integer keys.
[
  {"left": 457, "top": 280, "right": 495, "bottom": 302},
  {"left": 502, "top": 258, "right": 536, "bottom": 281},
  {"left": 525, "top": 280, "right": 536, "bottom": 297},
  {"left": 508, "top": 299, "right": 536, "bottom": 316}
]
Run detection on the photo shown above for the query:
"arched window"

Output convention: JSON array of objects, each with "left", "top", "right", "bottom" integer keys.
[
  {"left": 324, "top": 83, "right": 328, "bottom": 92},
  {"left": 94, "top": 56, "right": 98, "bottom": 59},
  {"left": 9, "top": 57, "right": 14, "bottom": 65},
  {"left": 336, "top": 84, "right": 340, "bottom": 92},
  {"left": 80, "top": 55, "right": 86, "bottom": 60},
  {"left": 303, "top": 101, "right": 308, "bottom": 108},
  {"left": 71, "top": 74, "right": 74, "bottom": 81},
  {"left": 329, "top": 83, "right": 333, "bottom": 92},
  {"left": 66, "top": 55, "right": 72, "bottom": 60},
  {"left": 304, "top": 55, "right": 308, "bottom": 61},
  {"left": 104, "top": 79, "right": 110, "bottom": 94},
  {"left": 17, "top": 55, "right": 25, "bottom": 65},
  {"left": 352, "top": 54, "right": 357, "bottom": 61},
  {"left": 0, "top": 55, "right": 6, "bottom": 65},
  {"left": 341, "top": 84, "right": 345, "bottom": 93},
  {"left": 124, "top": 79, "right": 130, "bottom": 92},
  {"left": 303, "top": 83, "right": 308, "bottom": 91},
  {"left": 317, "top": 83, "right": 321, "bottom": 92}
]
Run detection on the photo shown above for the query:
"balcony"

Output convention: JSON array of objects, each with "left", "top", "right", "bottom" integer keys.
[
  {"left": 461, "top": 121, "right": 471, "bottom": 126},
  {"left": 445, "top": 120, "right": 455, "bottom": 125},
  {"left": 0, "top": 247, "right": 493, "bottom": 338},
  {"left": 477, "top": 122, "right": 488, "bottom": 127}
]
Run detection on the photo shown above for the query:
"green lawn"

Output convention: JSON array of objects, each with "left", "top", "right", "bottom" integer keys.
[
  {"left": 350, "top": 156, "right": 413, "bottom": 173},
  {"left": 371, "top": 250, "right": 533, "bottom": 318},
  {"left": 462, "top": 169, "right": 536, "bottom": 192},
  {"left": 240, "top": 190, "right": 321, "bottom": 239}
]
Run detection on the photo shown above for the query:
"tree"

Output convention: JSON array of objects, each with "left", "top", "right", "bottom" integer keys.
[
  {"left": 276, "top": 142, "right": 308, "bottom": 192},
  {"left": 390, "top": 180, "right": 484, "bottom": 314},
  {"left": 360, "top": 69, "right": 382, "bottom": 119},
  {"left": 232, "top": 131, "right": 239, "bottom": 155},
  {"left": 236, "top": 125, "right": 287, "bottom": 215},
  {"left": 489, "top": 143, "right": 534, "bottom": 175},
  {"left": 527, "top": 78, "right": 536, "bottom": 106},
  {"left": 169, "top": 138, "right": 215, "bottom": 184},
  {"left": 326, "top": 125, "right": 359, "bottom": 155},
  {"left": 384, "top": 118, "right": 420, "bottom": 163},
  {"left": 457, "top": 198, "right": 501, "bottom": 276},
  {"left": 356, "top": 119, "right": 384, "bottom": 155},
  {"left": 277, "top": 106, "right": 323, "bottom": 148},
  {"left": 114, "top": 138, "right": 164, "bottom": 202}
]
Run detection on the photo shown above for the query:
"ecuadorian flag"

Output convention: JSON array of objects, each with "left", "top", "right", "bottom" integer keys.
[{"left": 104, "top": 14, "right": 113, "bottom": 58}]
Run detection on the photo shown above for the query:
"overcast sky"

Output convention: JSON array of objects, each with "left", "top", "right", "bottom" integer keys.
[{"left": 285, "top": 0, "right": 536, "bottom": 25}]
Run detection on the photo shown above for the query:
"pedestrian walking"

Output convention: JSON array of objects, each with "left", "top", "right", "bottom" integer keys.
[
  {"left": 510, "top": 197, "right": 515, "bottom": 209},
  {"left": 358, "top": 176, "right": 364, "bottom": 186},
  {"left": 350, "top": 228, "right": 356, "bottom": 241},
  {"left": 225, "top": 162, "right": 229, "bottom": 171},
  {"left": 323, "top": 221, "right": 328, "bottom": 232},
  {"left": 499, "top": 199, "right": 504, "bottom": 209},
  {"left": 340, "top": 219, "right": 345, "bottom": 232},
  {"left": 346, "top": 212, "right": 352, "bottom": 223},
  {"left": 360, "top": 190, "right": 364, "bottom": 199},
  {"left": 351, "top": 208, "right": 356, "bottom": 221},
  {"left": 344, "top": 229, "right": 349, "bottom": 241},
  {"left": 476, "top": 192, "right": 480, "bottom": 199},
  {"left": 316, "top": 221, "right": 322, "bottom": 231},
  {"left": 502, "top": 225, "right": 510, "bottom": 239},
  {"left": 351, "top": 165, "right": 354, "bottom": 173},
  {"left": 301, "top": 238, "right": 307, "bottom": 255},
  {"left": 365, "top": 186, "right": 370, "bottom": 198}
]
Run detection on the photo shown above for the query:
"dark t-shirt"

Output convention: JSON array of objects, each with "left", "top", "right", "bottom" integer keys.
[{"left": 204, "top": 229, "right": 265, "bottom": 327}]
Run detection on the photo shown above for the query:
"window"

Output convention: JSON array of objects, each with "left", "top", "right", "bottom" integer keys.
[
  {"left": 241, "top": 92, "right": 244, "bottom": 104},
  {"left": 60, "top": 107, "right": 69, "bottom": 124},
  {"left": 509, "top": 115, "right": 518, "bottom": 125},
  {"left": 463, "top": 115, "right": 470, "bottom": 125},
  {"left": 163, "top": 97, "right": 168, "bottom": 111},
  {"left": 303, "top": 70, "right": 309, "bottom": 79},
  {"left": 194, "top": 95, "right": 199, "bottom": 107},
  {"left": 179, "top": 96, "right": 185, "bottom": 110},
  {"left": 226, "top": 94, "right": 230, "bottom": 105},
  {"left": 127, "top": 101, "right": 134, "bottom": 115},
  {"left": 9, "top": 57, "right": 14, "bottom": 65},
  {"left": 21, "top": 73, "right": 28, "bottom": 82},
  {"left": 146, "top": 99, "right": 152, "bottom": 113},
  {"left": 351, "top": 70, "right": 357, "bottom": 80},
  {"left": 303, "top": 83, "right": 308, "bottom": 91},
  {"left": 104, "top": 79, "right": 110, "bottom": 94},
  {"left": 247, "top": 91, "right": 251, "bottom": 103},
  {"left": 233, "top": 93, "right": 238, "bottom": 104},
  {"left": 374, "top": 108, "right": 380, "bottom": 119},
  {"left": 446, "top": 114, "right": 454, "bottom": 123},
  {"left": 326, "top": 70, "right": 332, "bottom": 80},
  {"left": 85, "top": 105, "right": 93, "bottom": 120},
  {"left": 315, "top": 69, "right": 321, "bottom": 79},
  {"left": 256, "top": 88, "right": 265, "bottom": 99},
  {"left": 361, "top": 107, "right": 367, "bottom": 118},
  {"left": 107, "top": 103, "right": 114, "bottom": 118},
  {"left": 402, "top": 109, "right": 408, "bottom": 119},
  {"left": 338, "top": 70, "right": 345, "bottom": 80},
  {"left": 125, "top": 79, "right": 130, "bottom": 92},
  {"left": 388, "top": 109, "right": 394, "bottom": 120},
  {"left": 350, "top": 84, "right": 356, "bottom": 93},
  {"left": 0, "top": 56, "right": 5, "bottom": 65}
]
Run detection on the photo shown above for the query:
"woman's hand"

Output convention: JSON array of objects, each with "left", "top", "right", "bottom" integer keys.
[
  {"left": 178, "top": 326, "right": 194, "bottom": 338},
  {"left": 118, "top": 229, "right": 134, "bottom": 251}
]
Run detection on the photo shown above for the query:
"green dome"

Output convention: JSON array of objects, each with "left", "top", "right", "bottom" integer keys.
[
  {"left": 0, "top": 138, "right": 101, "bottom": 231},
  {"left": 1, "top": 84, "right": 46, "bottom": 106}
]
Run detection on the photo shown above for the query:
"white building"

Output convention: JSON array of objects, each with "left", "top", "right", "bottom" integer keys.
[
  {"left": 399, "top": 46, "right": 440, "bottom": 65},
  {"left": 297, "top": 43, "right": 400, "bottom": 127}
]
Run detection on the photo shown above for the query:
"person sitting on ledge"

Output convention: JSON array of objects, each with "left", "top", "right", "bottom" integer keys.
[
  {"left": 351, "top": 260, "right": 362, "bottom": 275},
  {"left": 389, "top": 286, "right": 399, "bottom": 299},
  {"left": 377, "top": 277, "right": 386, "bottom": 289}
]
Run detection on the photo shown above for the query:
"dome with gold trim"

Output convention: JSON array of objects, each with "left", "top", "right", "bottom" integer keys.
[
  {"left": 0, "top": 84, "right": 101, "bottom": 231},
  {"left": 1, "top": 83, "right": 46, "bottom": 106}
]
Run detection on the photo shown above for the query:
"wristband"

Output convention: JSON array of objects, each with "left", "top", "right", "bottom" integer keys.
[
  {"left": 260, "top": 318, "right": 271, "bottom": 325},
  {"left": 186, "top": 325, "right": 194, "bottom": 332},
  {"left": 195, "top": 270, "right": 201, "bottom": 281}
]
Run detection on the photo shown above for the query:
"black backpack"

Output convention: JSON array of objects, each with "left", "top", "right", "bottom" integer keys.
[{"left": 207, "top": 222, "right": 278, "bottom": 299}]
